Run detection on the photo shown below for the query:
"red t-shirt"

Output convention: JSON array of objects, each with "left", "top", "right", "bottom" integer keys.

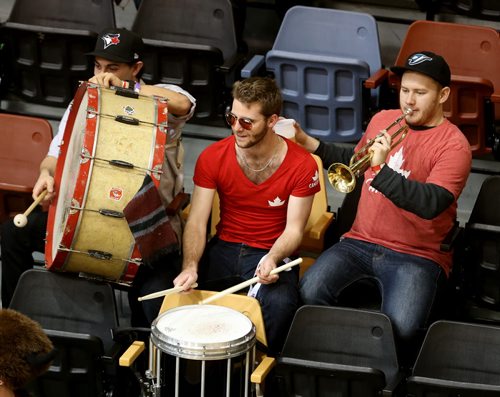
[
  {"left": 345, "top": 109, "right": 472, "bottom": 274},
  {"left": 194, "top": 136, "right": 320, "bottom": 249}
]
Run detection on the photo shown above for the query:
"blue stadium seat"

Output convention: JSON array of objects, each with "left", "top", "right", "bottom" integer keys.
[{"left": 242, "top": 5, "right": 384, "bottom": 143}]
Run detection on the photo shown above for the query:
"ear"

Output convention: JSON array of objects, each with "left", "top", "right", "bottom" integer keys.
[
  {"left": 268, "top": 114, "right": 279, "bottom": 128},
  {"left": 132, "top": 61, "right": 144, "bottom": 79},
  {"left": 438, "top": 86, "right": 451, "bottom": 104}
]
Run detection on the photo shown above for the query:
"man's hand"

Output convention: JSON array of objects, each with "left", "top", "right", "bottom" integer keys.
[
  {"left": 369, "top": 130, "right": 392, "bottom": 167},
  {"left": 89, "top": 73, "right": 123, "bottom": 89},
  {"left": 293, "top": 121, "right": 320, "bottom": 153},
  {"left": 33, "top": 172, "right": 55, "bottom": 203},
  {"left": 173, "top": 269, "right": 199, "bottom": 291},
  {"left": 256, "top": 255, "right": 279, "bottom": 284}
]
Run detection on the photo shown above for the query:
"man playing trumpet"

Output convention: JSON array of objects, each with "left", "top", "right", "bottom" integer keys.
[{"left": 296, "top": 51, "right": 472, "bottom": 366}]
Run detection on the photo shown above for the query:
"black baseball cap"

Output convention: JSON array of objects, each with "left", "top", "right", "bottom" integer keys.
[
  {"left": 86, "top": 28, "right": 143, "bottom": 63},
  {"left": 391, "top": 51, "right": 451, "bottom": 87}
]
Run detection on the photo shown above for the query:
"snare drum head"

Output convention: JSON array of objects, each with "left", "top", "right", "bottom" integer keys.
[{"left": 152, "top": 305, "right": 256, "bottom": 360}]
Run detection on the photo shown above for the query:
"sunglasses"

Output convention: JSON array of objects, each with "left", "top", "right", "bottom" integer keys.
[{"left": 225, "top": 112, "right": 255, "bottom": 131}]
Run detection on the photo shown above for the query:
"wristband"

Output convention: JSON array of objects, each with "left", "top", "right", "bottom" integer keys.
[
  {"left": 133, "top": 81, "right": 141, "bottom": 94},
  {"left": 371, "top": 163, "right": 383, "bottom": 173}
]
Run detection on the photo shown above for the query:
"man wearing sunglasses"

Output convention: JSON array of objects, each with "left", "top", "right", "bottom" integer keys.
[{"left": 174, "top": 77, "right": 320, "bottom": 355}]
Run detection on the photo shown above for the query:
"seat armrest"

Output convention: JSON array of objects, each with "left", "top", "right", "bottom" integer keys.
[
  {"left": 440, "top": 223, "right": 463, "bottom": 252},
  {"left": 467, "top": 222, "right": 500, "bottom": 234},
  {"left": 241, "top": 55, "right": 265, "bottom": 78},
  {"left": 364, "top": 68, "right": 388, "bottom": 89},
  {"left": 308, "top": 212, "right": 334, "bottom": 240},
  {"left": 217, "top": 52, "right": 247, "bottom": 74},
  {"left": 383, "top": 371, "right": 406, "bottom": 396},
  {"left": 408, "top": 375, "right": 500, "bottom": 392},
  {"left": 119, "top": 341, "right": 146, "bottom": 367},
  {"left": 251, "top": 356, "right": 276, "bottom": 384}
]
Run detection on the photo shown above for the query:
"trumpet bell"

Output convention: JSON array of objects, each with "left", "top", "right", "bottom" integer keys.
[{"left": 327, "top": 163, "right": 357, "bottom": 194}]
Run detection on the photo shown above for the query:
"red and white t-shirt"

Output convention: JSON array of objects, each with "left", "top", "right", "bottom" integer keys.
[
  {"left": 345, "top": 109, "right": 471, "bottom": 274},
  {"left": 194, "top": 136, "right": 320, "bottom": 249}
]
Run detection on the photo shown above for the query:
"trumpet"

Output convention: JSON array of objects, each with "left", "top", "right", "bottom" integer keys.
[{"left": 327, "top": 108, "right": 413, "bottom": 193}]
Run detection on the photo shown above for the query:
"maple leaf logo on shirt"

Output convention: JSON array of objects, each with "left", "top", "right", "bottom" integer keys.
[{"left": 268, "top": 197, "right": 285, "bottom": 207}]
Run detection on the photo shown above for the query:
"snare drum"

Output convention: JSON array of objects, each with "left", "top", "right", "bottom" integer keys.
[
  {"left": 149, "top": 304, "right": 256, "bottom": 397},
  {"left": 45, "top": 82, "right": 168, "bottom": 284}
]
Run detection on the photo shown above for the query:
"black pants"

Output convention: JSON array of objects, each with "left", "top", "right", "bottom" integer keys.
[
  {"left": 1, "top": 208, "right": 179, "bottom": 326},
  {"left": 1, "top": 209, "right": 47, "bottom": 307}
]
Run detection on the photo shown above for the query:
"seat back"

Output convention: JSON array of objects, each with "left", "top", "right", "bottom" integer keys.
[
  {"left": 0, "top": 113, "right": 52, "bottom": 223},
  {"left": 0, "top": 24, "right": 97, "bottom": 107},
  {"left": 276, "top": 305, "right": 400, "bottom": 396},
  {"left": 388, "top": 20, "right": 500, "bottom": 155},
  {"left": 299, "top": 154, "right": 334, "bottom": 253},
  {"left": 0, "top": 0, "right": 115, "bottom": 107},
  {"left": 266, "top": 6, "right": 382, "bottom": 143},
  {"left": 443, "top": 0, "right": 500, "bottom": 21},
  {"left": 132, "top": 0, "right": 238, "bottom": 123},
  {"left": 408, "top": 320, "right": 500, "bottom": 396},
  {"left": 9, "top": 269, "right": 119, "bottom": 352},
  {"left": 7, "top": 0, "right": 115, "bottom": 32},
  {"left": 160, "top": 289, "right": 267, "bottom": 348},
  {"left": 27, "top": 330, "right": 106, "bottom": 397},
  {"left": 461, "top": 176, "right": 500, "bottom": 318}
]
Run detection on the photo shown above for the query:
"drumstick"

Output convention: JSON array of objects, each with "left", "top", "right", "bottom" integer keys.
[
  {"left": 199, "top": 257, "right": 303, "bottom": 305},
  {"left": 137, "top": 283, "right": 198, "bottom": 301},
  {"left": 13, "top": 190, "right": 48, "bottom": 228}
]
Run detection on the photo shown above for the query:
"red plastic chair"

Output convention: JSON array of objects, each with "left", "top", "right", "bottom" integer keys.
[
  {"left": 0, "top": 113, "right": 52, "bottom": 223},
  {"left": 374, "top": 20, "right": 500, "bottom": 157}
]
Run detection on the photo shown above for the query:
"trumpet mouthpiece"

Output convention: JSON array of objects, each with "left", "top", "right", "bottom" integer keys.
[{"left": 404, "top": 108, "right": 413, "bottom": 115}]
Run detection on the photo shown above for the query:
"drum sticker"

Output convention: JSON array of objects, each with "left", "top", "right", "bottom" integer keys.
[
  {"left": 123, "top": 105, "right": 135, "bottom": 115},
  {"left": 109, "top": 187, "right": 124, "bottom": 201}
]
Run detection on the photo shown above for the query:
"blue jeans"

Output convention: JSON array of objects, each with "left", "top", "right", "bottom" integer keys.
[
  {"left": 299, "top": 238, "right": 445, "bottom": 362},
  {"left": 199, "top": 237, "right": 300, "bottom": 355}
]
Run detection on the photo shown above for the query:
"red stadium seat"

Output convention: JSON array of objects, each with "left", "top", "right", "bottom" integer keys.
[
  {"left": 386, "top": 20, "right": 500, "bottom": 157},
  {"left": 0, "top": 113, "right": 52, "bottom": 223}
]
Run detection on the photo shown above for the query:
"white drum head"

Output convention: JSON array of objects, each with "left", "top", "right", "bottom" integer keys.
[{"left": 151, "top": 305, "right": 256, "bottom": 360}]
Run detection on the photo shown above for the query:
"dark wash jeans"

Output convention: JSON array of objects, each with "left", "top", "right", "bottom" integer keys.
[
  {"left": 299, "top": 237, "right": 445, "bottom": 365},
  {"left": 198, "top": 237, "right": 300, "bottom": 356}
]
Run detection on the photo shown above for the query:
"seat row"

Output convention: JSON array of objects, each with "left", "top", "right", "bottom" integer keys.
[
  {"left": 9, "top": 266, "right": 500, "bottom": 397},
  {"left": 0, "top": 1, "right": 499, "bottom": 158}
]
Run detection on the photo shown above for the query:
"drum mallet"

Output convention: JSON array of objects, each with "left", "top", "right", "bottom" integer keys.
[
  {"left": 13, "top": 190, "right": 48, "bottom": 228},
  {"left": 199, "top": 257, "right": 303, "bottom": 305},
  {"left": 138, "top": 283, "right": 199, "bottom": 301}
]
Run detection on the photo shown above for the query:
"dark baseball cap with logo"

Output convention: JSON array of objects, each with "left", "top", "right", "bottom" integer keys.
[
  {"left": 390, "top": 51, "right": 451, "bottom": 87},
  {"left": 86, "top": 28, "right": 144, "bottom": 63}
]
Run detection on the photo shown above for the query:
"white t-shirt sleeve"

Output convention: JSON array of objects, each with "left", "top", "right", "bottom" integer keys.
[{"left": 47, "top": 105, "right": 72, "bottom": 158}]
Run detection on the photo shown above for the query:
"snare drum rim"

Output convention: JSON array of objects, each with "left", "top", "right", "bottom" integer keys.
[{"left": 151, "top": 305, "right": 256, "bottom": 361}]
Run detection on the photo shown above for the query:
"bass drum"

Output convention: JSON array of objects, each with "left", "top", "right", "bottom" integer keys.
[{"left": 45, "top": 82, "right": 168, "bottom": 284}]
